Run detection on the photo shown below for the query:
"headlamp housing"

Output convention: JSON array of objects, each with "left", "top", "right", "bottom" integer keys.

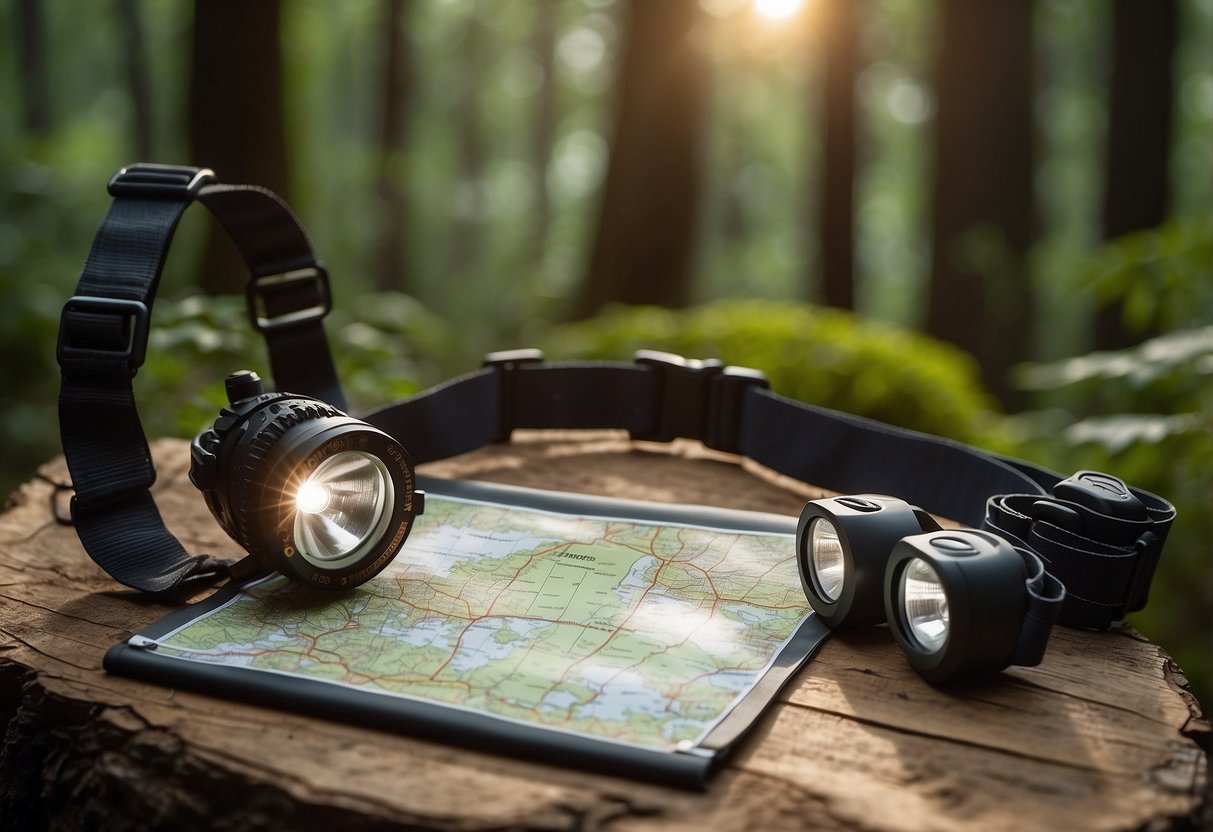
[
  {"left": 189, "top": 371, "right": 423, "bottom": 590},
  {"left": 884, "top": 530, "right": 1031, "bottom": 683},
  {"left": 796, "top": 495, "right": 935, "bottom": 628}
]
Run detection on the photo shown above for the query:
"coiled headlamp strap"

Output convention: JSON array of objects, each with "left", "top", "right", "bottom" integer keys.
[
  {"left": 986, "top": 478, "right": 1176, "bottom": 628},
  {"left": 56, "top": 164, "right": 344, "bottom": 593}
]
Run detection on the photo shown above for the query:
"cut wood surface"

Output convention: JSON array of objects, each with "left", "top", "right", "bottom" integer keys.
[{"left": 1, "top": 434, "right": 1207, "bottom": 831}]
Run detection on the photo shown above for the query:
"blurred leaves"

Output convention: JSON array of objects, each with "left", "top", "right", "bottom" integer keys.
[
  {"left": 1018, "top": 324, "right": 1213, "bottom": 414},
  {"left": 1084, "top": 218, "right": 1213, "bottom": 335},
  {"left": 136, "top": 292, "right": 455, "bottom": 439},
  {"left": 1013, "top": 218, "right": 1213, "bottom": 707}
]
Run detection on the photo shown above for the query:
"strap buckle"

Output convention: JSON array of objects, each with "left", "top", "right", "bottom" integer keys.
[
  {"left": 107, "top": 164, "right": 215, "bottom": 199},
  {"left": 483, "top": 348, "right": 545, "bottom": 443},
  {"left": 56, "top": 295, "right": 150, "bottom": 375},
  {"left": 246, "top": 264, "right": 333, "bottom": 333},
  {"left": 631, "top": 351, "right": 769, "bottom": 453}
]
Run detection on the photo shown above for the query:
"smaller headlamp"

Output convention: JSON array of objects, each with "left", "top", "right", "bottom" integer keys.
[
  {"left": 884, "top": 530, "right": 1061, "bottom": 683},
  {"left": 796, "top": 495, "right": 938, "bottom": 628},
  {"left": 189, "top": 371, "right": 424, "bottom": 590},
  {"left": 796, "top": 495, "right": 1064, "bottom": 685}
]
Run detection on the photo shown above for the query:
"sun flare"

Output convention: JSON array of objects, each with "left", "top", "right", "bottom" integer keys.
[{"left": 754, "top": 0, "right": 805, "bottom": 20}]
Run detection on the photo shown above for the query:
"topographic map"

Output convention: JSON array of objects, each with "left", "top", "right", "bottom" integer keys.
[{"left": 149, "top": 492, "right": 812, "bottom": 753}]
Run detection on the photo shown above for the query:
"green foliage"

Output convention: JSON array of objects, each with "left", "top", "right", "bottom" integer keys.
[
  {"left": 0, "top": 157, "right": 123, "bottom": 497},
  {"left": 1015, "top": 219, "right": 1213, "bottom": 708},
  {"left": 544, "top": 300, "right": 1003, "bottom": 445},
  {"left": 135, "top": 292, "right": 453, "bottom": 440},
  {"left": 1083, "top": 217, "right": 1213, "bottom": 336}
]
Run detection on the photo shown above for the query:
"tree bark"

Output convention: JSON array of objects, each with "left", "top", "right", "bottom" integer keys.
[
  {"left": 574, "top": 0, "right": 708, "bottom": 319},
  {"left": 817, "top": 0, "right": 861, "bottom": 309},
  {"left": 529, "top": 0, "right": 559, "bottom": 264},
  {"left": 1094, "top": 0, "right": 1176, "bottom": 350},
  {"left": 118, "top": 0, "right": 154, "bottom": 160},
  {"left": 443, "top": 6, "right": 489, "bottom": 283},
  {"left": 369, "top": 0, "right": 415, "bottom": 292},
  {"left": 926, "top": 0, "right": 1035, "bottom": 407},
  {"left": 189, "top": 0, "right": 290, "bottom": 295}
]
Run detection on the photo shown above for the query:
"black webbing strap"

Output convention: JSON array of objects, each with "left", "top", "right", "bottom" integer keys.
[
  {"left": 203, "top": 185, "right": 345, "bottom": 409},
  {"left": 364, "top": 353, "right": 1173, "bottom": 631},
  {"left": 985, "top": 482, "right": 1175, "bottom": 629},
  {"left": 735, "top": 388, "right": 1043, "bottom": 528},
  {"left": 368, "top": 360, "right": 1047, "bottom": 521},
  {"left": 362, "top": 363, "right": 658, "bottom": 463},
  {"left": 1009, "top": 548, "right": 1066, "bottom": 666},
  {"left": 57, "top": 164, "right": 344, "bottom": 593}
]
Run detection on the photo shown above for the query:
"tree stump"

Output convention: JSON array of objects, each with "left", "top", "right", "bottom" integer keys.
[{"left": 1, "top": 434, "right": 1208, "bottom": 831}]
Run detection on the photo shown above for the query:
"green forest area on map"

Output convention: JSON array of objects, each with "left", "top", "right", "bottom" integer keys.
[{"left": 154, "top": 495, "right": 812, "bottom": 752}]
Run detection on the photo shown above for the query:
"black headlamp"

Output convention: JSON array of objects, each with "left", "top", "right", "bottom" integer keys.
[
  {"left": 885, "top": 529, "right": 1062, "bottom": 683},
  {"left": 796, "top": 495, "right": 938, "bottom": 628},
  {"left": 797, "top": 495, "right": 1066, "bottom": 684},
  {"left": 189, "top": 371, "right": 423, "bottom": 589},
  {"left": 55, "top": 164, "right": 1177, "bottom": 680}
]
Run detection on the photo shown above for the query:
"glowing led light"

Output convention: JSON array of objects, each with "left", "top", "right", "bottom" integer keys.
[
  {"left": 755, "top": 0, "right": 804, "bottom": 20},
  {"left": 292, "top": 451, "right": 394, "bottom": 565},
  {"left": 296, "top": 481, "right": 331, "bottom": 515}
]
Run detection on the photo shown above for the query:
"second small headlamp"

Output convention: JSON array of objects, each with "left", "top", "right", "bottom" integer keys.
[{"left": 797, "top": 495, "right": 1065, "bottom": 685}]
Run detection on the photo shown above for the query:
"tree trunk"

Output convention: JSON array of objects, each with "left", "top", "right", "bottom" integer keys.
[
  {"left": 118, "top": 0, "right": 154, "bottom": 160},
  {"left": 573, "top": 0, "right": 708, "bottom": 319},
  {"left": 443, "top": 6, "right": 489, "bottom": 284},
  {"left": 926, "top": 0, "right": 1035, "bottom": 407},
  {"left": 529, "top": 0, "right": 559, "bottom": 264},
  {"left": 817, "top": 0, "right": 860, "bottom": 310},
  {"left": 1094, "top": 0, "right": 1176, "bottom": 350},
  {"left": 189, "top": 0, "right": 290, "bottom": 295},
  {"left": 16, "top": 0, "right": 50, "bottom": 136},
  {"left": 369, "top": 0, "right": 415, "bottom": 292}
]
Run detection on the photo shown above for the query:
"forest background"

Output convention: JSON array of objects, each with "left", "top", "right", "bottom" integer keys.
[{"left": 1, "top": 0, "right": 1210, "bottom": 706}]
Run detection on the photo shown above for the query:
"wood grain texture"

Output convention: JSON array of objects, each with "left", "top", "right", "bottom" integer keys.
[{"left": 0, "top": 435, "right": 1207, "bottom": 831}]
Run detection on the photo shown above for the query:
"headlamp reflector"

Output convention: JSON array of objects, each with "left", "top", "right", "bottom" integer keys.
[
  {"left": 900, "top": 557, "right": 949, "bottom": 653},
  {"left": 809, "top": 518, "right": 846, "bottom": 602},
  {"left": 293, "top": 451, "right": 395, "bottom": 567}
]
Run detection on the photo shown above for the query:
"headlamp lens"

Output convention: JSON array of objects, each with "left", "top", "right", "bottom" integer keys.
[
  {"left": 293, "top": 451, "right": 395, "bottom": 566},
  {"left": 901, "top": 557, "right": 949, "bottom": 653},
  {"left": 809, "top": 518, "right": 846, "bottom": 602}
]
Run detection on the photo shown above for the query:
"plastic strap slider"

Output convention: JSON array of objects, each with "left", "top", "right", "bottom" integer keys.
[
  {"left": 56, "top": 296, "right": 150, "bottom": 375},
  {"left": 632, "top": 350, "right": 769, "bottom": 454},
  {"left": 107, "top": 164, "right": 215, "bottom": 200}
]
